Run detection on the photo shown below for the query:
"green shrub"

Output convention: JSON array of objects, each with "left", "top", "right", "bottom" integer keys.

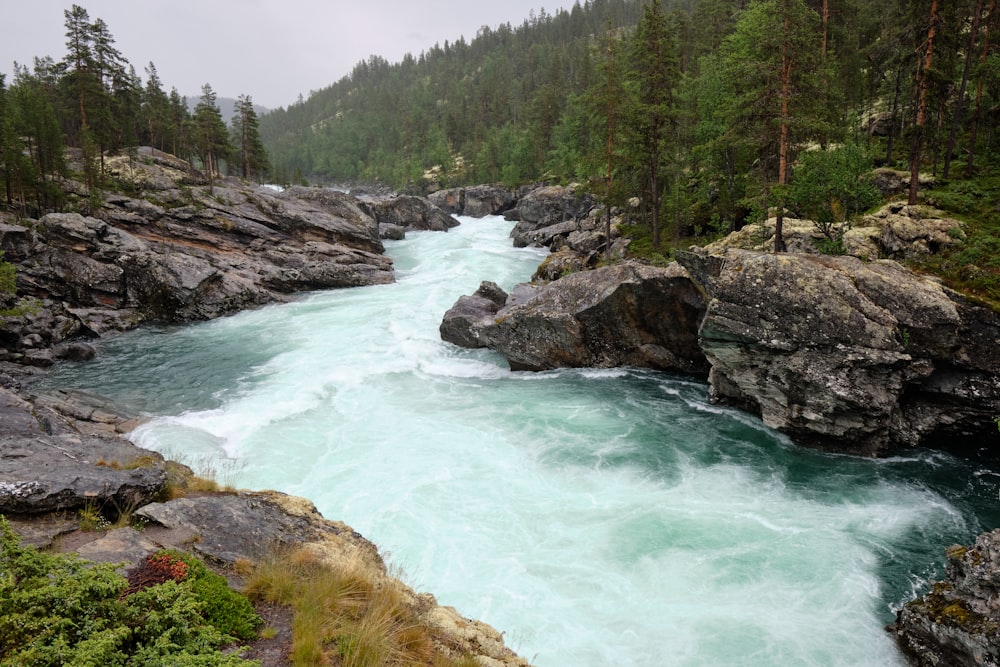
[
  {"left": 171, "top": 551, "right": 262, "bottom": 641},
  {"left": 0, "top": 252, "right": 15, "bottom": 295},
  {"left": 0, "top": 518, "right": 260, "bottom": 666}
]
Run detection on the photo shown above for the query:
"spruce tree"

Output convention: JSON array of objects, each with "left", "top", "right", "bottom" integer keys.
[
  {"left": 192, "top": 84, "right": 232, "bottom": 191},
  {"left": 231, "top": 94, "right": 270, "bottom": 182}
]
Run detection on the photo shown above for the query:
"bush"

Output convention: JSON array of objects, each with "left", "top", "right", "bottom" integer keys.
[
  {"left": 0, "top": 518, "right": 260, "bottom": 666},
  {"left": 0, "top": 252, "right": 15, "bottom": 295},
  {"left": 788, "top": 143, "right": 881, "bottom": 240}
]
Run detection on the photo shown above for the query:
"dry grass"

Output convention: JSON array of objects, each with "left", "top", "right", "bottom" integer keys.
[{"left": 245, "top": 546, "right": 474, "bottom": 667}]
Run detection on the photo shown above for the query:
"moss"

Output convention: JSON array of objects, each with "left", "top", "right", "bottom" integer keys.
[{"left": 912, "top": 583, "right": 997, "bottom": 634}]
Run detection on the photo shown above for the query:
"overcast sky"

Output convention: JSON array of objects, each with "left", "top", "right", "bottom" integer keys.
[{"left": 3, "top": 1, "right": 577, "bottom": 109}]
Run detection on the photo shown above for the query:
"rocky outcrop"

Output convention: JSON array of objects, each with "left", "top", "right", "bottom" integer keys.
[
  {"left": 441, "top": 261, "right": 708, "bottom": 374},
  {"left": 358, "top": 194, "right": 461, "bottom": 232},
  {"left": 439, "top": 281, "right": 509, "bottom": 349},
  {"left": 703, "top": 202, "right": 965, "bottom": 262},
  {"left": 891, "top": 530, "right": 1000, "bottom": 667},
  {"left": 678, "top": 248, "right": 1000, "bottom": 457},
  {"left": 0, "top": 386, "right": 165, "bottom": 517},
  {"left": 504, "top": 184, "right": 603, "bottom": 250},
  {"left": 429, "top": 184, "right": 517, "bottom": 218},
  {"left": 0, "top": 383, "right": 532, "bottom": 667},
  {"left": 0, "top": 155, "right": 464, "bottom": 366}
]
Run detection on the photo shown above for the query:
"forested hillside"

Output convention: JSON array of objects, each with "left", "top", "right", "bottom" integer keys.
[
  {"left": 261, "top": 0, "right": 1000, "bottom": 247},
  {"left": 0, "top": 4, "right": 270, "bottom": 217}
]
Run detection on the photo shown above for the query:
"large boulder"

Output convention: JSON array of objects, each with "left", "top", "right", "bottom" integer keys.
[
  {"left": 444, "top": 261, "right": 709, "bottom": 374},
  {"left": 2, "top": 174, "right": 399, "bottom": 332},
  {"left": 678, "top": 248, "right": 1000, "bottom": 457},
  {"left": 891, "top": 530, "right": 1000, "bottom": 667},
  {"left": 439, "top": 281, "right": 509, "bottom": 349},
  {"left": 429, "top": 185, "right": 517, "bottom": 218},
  {"left": 506, "top": 184, "right": 602, "bottom": 249},
  {"left": 0, "top": 387, "right": 167, "bottom": 516},
  {"left": 359, "top": 194, "right": 461, "bottom": 232}
]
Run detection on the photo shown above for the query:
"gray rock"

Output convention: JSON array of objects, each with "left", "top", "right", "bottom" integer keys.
[
  {"left": 135, "top": 492, "right": 374, "bottom": 566},
  {"left": 379, "top": 223, "right": 406, "bottom": 240},
  {"left": 360, "top": 194, "right": 461, "bottom": 232},
  {"left": 0, "top": 432, "right": 167, "bottom": 515},
  {"left": 429, "top": 185, "right": 517, "bottom": 217},
  {"left": 891, "top": 530, "right": 1000, "bottom": 667},
  {"left": 445, "top": 261, "right": 708, "bottom": 374},
  {"left": 75, "top": 527, "right": 161, "bottom": 566},
  {"left": 0, "top": 386, "right": 166, "bottom": 516},
  {"left": 678, "top": 248, "right": 1000, "bottom": 456}
]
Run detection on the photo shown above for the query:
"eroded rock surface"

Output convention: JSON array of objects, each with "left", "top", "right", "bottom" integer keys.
[
  {"left": 443, "top": 261, "right": 708, "bottom": 374},
  {"left": 429, "top": 184, "right": 518, "bottom": 218},
  {"left": 0, "top": 380, "right": 532, "bottom": 667},
  {"left": 0, "top": 155, "right": 466, "bottom": 366},
  {"left": 891, "top": 530, "right": 1000, "bottom": 667},
  {"left": 678, "top": 248, "right": 1000, "bottom": 456}
]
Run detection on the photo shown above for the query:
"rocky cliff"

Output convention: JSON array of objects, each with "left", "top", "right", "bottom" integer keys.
[
  {"left": 0, "top": 154, "right": 534, "bottom": 666},
  {"left": 0, "top": 384, "right": 531, "bottom": 667},
  {"left": 0, "top": 149, "right": 459, "bottom": 367},
  {"left": 891, "top": 530, "right": 1000, "bottom": 666},
  {"left": 678, "top": 248, "right": 1000, "bottom": 457},
  {"left": 441, "top": 204, "right": 1000, "bottom": 459}
]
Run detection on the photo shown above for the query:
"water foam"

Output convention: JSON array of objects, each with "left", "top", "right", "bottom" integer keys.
[{"left": 38, "top": 215, "right": 999, "bottom": 667}]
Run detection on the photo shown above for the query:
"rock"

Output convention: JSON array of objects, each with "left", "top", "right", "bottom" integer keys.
[
  {"left": 0, "top": 385, "right": 167, "bottom": 516},
  {"left": 52, "top": 341, "right": 97, "bottom": 361},
  {"left": 891, "top": 530, "right": 1000, "bottom": 667},
  {"left": 703, "top": 203, "right": 966, "bottom": 263},
  {"left": 0, "top": 431, "right": 167, "bottom": 515},
  {"left": 379, "top": 223, "right": 406, "bottom": 240},
  {"left": 507, "top": 185, "right": 601, "bottom": 249},
  {"left": 360, "top": 194, "right": 461, "bottom": 231},
  {"left": 677, "top": 248, "right": 1000, "bottom": 457},
  {"left": 874, "top": 168, "right": 936, "bottom": 197},
  {"left": 3, "top": 172, "right": 399, "bottom": 334},
  {"left": 429, "top": 185, "right": 517, "bottom": 217},
  {"left": 440, "top": 282, "right": 509, "bottom": 349},
  {"left": 135, "top": 491, "right": 380, "bottom": 567},
  {"left": 870, "top": 203, "right": 966, "bottom": 258},
  {"left": 532, "top": 247, "right": 593, "bottom": 282},
  {"left": 445, "top": 261, "right": 708, "bottom": 374}
]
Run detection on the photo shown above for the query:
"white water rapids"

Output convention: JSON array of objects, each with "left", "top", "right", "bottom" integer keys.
[{"left": 40, "top": 215, "right": 1000, "bottom": 666}]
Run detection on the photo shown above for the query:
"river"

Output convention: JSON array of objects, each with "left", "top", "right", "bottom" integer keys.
[{"left": 37, "top": 215, "right": 1000, "bottom": 666}]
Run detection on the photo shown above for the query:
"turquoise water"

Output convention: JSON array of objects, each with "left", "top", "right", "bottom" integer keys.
[{"left": 38, "top": 216, "right": 1000, "bottom": 666}]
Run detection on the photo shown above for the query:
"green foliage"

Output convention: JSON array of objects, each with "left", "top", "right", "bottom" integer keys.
[
  {"left": 0, "top": 252, "right": 15, "bottom": 294},
  {"left": 168, "top": 551, "right": 262, "bottom": 641},
  {"left": 909, "top": 171, "right": 1000, "bottom": 307},
  {"left": 617, "top": 223, "right": 673, "bottom": 266},
  {"left": 788, "top": 143, "right": 881, "bottom": 240},
  {"left": 0, "top": 518, "right": 260, "bottom": 666}
]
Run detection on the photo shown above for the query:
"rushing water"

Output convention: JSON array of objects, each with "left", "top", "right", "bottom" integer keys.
[{"left": 37, "top": 215, "right": 1000, "bottom": 666}]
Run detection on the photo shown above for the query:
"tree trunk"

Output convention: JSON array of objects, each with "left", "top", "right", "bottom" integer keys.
[
  {"left": 943, "top": 0, "right": 984, "bottom": 178},
  {"left": 821, "top": 0, "right": 829, "bottom": 57},
  {"left": 909, "top": 0, "right": 939, "bottom": 206},
  {"left": 966, "top": 0, "right": 996, "bottom": 177},
  {"left": 886, "top": 66, "right": 903, "bottom": 164},
  {"left": 775, "top": 2, "right": 792, "bottom": 253},
  {"left": 651, "top": 162, "right": 661, "bottom": 248},
  {"left": 604, "top": 32, "right": 615, "bottom": 259}
]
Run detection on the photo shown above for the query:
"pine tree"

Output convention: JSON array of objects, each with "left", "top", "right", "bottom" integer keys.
[
  {"left": 622, "top": 0, "right": 680, "bottom": 248},
  {"left": 714, "top": 0, "right": 831, "bottom": 251},
  {"left": 192, "top": 83, "right": 232, "bottom": 191},
  {"left": 231, "top": 94, "right": 270, "bottom": 182}
]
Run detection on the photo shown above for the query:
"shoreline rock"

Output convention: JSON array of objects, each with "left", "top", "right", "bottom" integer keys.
[
  {"left": 0, "top": 383, "right": 532, "bottom": 667},
  {"left": 891, "top": 530, "right": 1000, "bottom": 666}
]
